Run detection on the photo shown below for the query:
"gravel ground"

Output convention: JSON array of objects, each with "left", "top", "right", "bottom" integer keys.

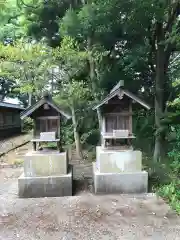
[{"left": 0, "top": 168, "right": 180, "bottom": 240}]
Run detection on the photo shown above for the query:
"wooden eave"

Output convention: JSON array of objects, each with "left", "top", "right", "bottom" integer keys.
[
  {"left": 93, "top": 88, "right": 151, "bottom": 110},
  {"left": 20, "top": 98, "right": 71, "bottom": 120},
  {"left": 0, "top": 102, "right": 24, "bottom": 110}
]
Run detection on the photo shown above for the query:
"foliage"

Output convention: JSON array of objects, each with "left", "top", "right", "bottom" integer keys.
[
  {"left": 0, "top": 0, "right": 29, "bottom": 42},
  {"left": 0, "top": 41, "right": 51, "bottom": 104},
  {"left": 23, "top": 0, "right": 79, "bottom": 47},
  {"left": 52, "top": 36, "right": 88, "bottom": 82},
  {"left": 52, "top": 36, "right": 93, "bottom": 157},
  {"left": 13, "top": 158, "right": 24, "bottom": 167},
  {"left": 41, "top": 142, "right": 57, "bottom": 150},
  {"left": 149, "top": 125, "right": 180, "bottom": 214},
  {"left": 22, "top": 117, "right": 33, "bottom": 132},
  {"left": 80, "top": 129, "right": 99, "bottom": 146},
  {"left": 61, "top": 120, "right": 74, "bottom": 147},
  {"left": 133, "top": 110, "right": 155, "bottom": 154},
  {"left": 1, "top": 0, "right": 180, "bottom": 212},
  {"left": 83, "top": 146, "right": 96, "bottom": 163},
  {"left": 55, "top": 80, "right": 91, "bottom": 109},
  {"left": 0, "top": 78, "right": 18, "bottom": 100},
  {"left": 54, "top": 79, "right": 91, "bottom": 158},
  {"left": 158, "top": 180, "right": 180, "bottom": 214},
  {"left": 168, "top": 126, "right": 180, "bottom": 175}
]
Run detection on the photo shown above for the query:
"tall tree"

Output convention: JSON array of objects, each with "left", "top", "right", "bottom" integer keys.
[
  {"left": 0, "top": 41, "right": 50, "bottom": 105},
  {"left": 0, "top": 0, "right": 28, "bottom": 43},
  {"left": 55, "top": 79, "right": 90, "bottom": 158},
  {"left": 52, "top": 36, "right": 90, "bottom": 157},
  {"left": 61, "top": 0, "right": 180, "bottom": 161},
  {"left": 22, "top": 0, "right": 82, "bottom": 47}
]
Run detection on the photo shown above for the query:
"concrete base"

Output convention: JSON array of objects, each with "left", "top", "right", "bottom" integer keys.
[
  {"left": 18, "top": 166, "right": 72, "bottom": 198},
  {"left": 93, "top": 162, "right": 148, "bottom": 194},
  {"left": 24, "top": 150, "right": 68, "bottom": 177},
  {"left": 96, "top": 146, "right": 142, "bottom": 173}
]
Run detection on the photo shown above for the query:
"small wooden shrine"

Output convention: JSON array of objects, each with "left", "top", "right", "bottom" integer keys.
[
  {"left": 20, "top": 93, "right": 71, "bottom": 151},
  {"left": 93, "top": 81, "right": 150, "bottom": 149}
]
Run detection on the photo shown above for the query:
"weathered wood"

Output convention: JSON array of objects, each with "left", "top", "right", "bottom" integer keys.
[
  {"left": 31, "top": 139, "right": 60, "bottom": 142},
  {"left": 105, "top": 112, "right": 133, "bottom": 116},
  {"left": 98, "top": 91, "right": 133, "bottom": 147},
  {"left": 33, "top": 141, "right": 36, "bottom": 151},
  {"left": 0, "top": 105, "right": 23, "bottom": 138},
  {"left": 21, "top": 96, "right": 71, "bottom": 120},
  {"left": 105, "top": 114, "right": 130, "bottom": 132},
  {"left": 129, "top": 100, "right": 132, "bottom": 134},
  {"left": 93, "top": 87, "right": 151, "bottom": 110},
  {"left": 101, "top": 133, "right": 135, "bottom": 139},
  {"left": 20, "top": 95, "right": 71, "bottom": 151},
  {"left": 31, "top": 136, "right": 61, "bottom": 152},
  {"left": 33, "top": 119, "right": 36, "bottom": 137},
  {"left": 93, "top": 82, "right": 150, "bottom": 148},
  {"left": 35, "top": 117, "right": 60, "bottom": 138}
]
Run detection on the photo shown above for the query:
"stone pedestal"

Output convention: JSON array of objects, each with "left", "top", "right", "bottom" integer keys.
[
  {"left": 24, "top": 151, "right": 68, "bottom": 176},
  {"left": 18, "top": 150, "right": 72, "bottom": 198},
  {"left": 18, "top": 166, "right": 72, "bottom": 198},
  {"left": 96, "top": 146, "right": 142, "bottom": 173},
  {"left": 93, "top": 146, "right": 148, "bottom": 194}
]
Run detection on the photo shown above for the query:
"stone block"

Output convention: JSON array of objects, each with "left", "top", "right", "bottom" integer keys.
[
  {"left": 93, "top": 162, "right": 148, "bottom": 194},
  {"left": 24, "top": 151, "right": 68, "bottom": 177},
  {"left": 96, "top": 146, "right": 142, "bottom": 173},
  {"left": 18, "top": 165, "right": 72, "bottom": 198}
]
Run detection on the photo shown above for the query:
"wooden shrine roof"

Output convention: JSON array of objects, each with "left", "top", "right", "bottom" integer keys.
[
  {"left": 0, "top": 101, "right": 24, "bottom": 110},
  {"left": 20, "top": 95, "right": 71, "bottom": 120},
  {"left": 93, "top": 82, "right": 151, "bottom": 110}
]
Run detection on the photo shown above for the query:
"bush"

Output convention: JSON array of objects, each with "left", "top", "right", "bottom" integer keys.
[
  {"left": 83, "top": 145, "right": 96, "bottom": 162},
  {"left": 158, "top": 180, "right": 180, "bottom": 214},
  {"left": 155, "top": 125, "right": 180, "bottom": 214},
  {"left": 61, "top": 121, "right": 74, "bottom": 147},
  {"left": 81, "top": 129, "right": 100, "bottom": 147},
  {"left": 13, "top": 158, "right": 24, "bottom": 167},
  {"left": 22, "top": 117, "right": 33, "bottom": 132}
]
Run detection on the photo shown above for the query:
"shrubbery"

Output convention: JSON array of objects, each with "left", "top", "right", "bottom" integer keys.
[
  {"left": 22, "top": 117, "right": 33, "bottom": 132},
  {"left": 147, "top": 125, "right": 180, "bottom": 214},
  {"left": 157, "top": 126, "right": 180, "bottom": 213}
]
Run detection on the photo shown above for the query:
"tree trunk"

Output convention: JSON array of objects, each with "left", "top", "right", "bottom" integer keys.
[
  {"left": 96, "top": 108, "right": 102, "bottom": 130},
  {"left": 87, "top": 37, "right": 102, "bottom": 129},
  {"left": 153, "top": 22, "right": 167, "bottom": 162},
  {"left": 71, "top": 106, "right": 83, "bottom": 159},
  {"left": 28, "top": 93, "right": 32, "bottom": 106}
]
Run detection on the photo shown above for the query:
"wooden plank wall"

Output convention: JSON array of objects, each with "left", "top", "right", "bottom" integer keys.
[
  {"left": 102, "top": 96, "right": 133, "bottom": 133},
  {"left": 105, "top": 114, "right": 131, "bottom": 132},
  {"left": 0, "top": 108, "right": 21, "bottom": 130},
  {"left": 34, "top": 116, "right": 60, "bottom": 138}
]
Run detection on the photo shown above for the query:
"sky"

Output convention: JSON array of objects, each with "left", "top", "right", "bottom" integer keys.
[{"left": 4, "top": 97, "right": 20, "bottom": 104}]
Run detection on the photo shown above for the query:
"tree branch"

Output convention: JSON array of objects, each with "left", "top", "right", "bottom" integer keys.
[
  {"left": 164, "top": 44, "right": 173, "bottom": 72},
  {"left": 8, "top": 14, "right": 21, "bottom": 24},
  {"left": 165, "top": 1, "right": 180, "bottom": 33},
  {"left": 148, "top": 24, "right": 156, "bottom": 73},
  {"left": 16, "top": 0, "right": 39, "bottom": 9}
]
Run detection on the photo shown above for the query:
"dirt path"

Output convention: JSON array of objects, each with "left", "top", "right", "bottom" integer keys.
[
  {"left": 0, "top": 144, "right": 180, "bottom": 239},
  {"left": 70, "top": 149, "right": 93, "bottom": 194}
]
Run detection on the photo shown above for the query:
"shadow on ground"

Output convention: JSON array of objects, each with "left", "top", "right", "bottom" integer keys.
[{"left": 73, "top": 178, "right": 94, "bottom": 195}]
